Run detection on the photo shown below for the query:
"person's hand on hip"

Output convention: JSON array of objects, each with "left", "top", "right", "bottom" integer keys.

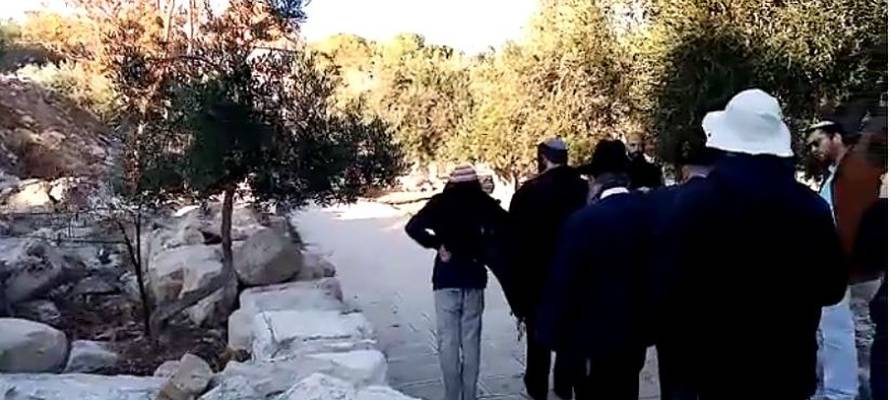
[{"left": 438, "top": 245, "right": 452, "bottom": 262}]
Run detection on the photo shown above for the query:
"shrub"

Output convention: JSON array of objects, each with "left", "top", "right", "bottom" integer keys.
[{"left": 16, "top": 61, "right": 118, "bottom": 121}]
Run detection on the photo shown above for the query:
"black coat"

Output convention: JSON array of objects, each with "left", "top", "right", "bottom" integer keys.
[
  {"left": 629, "top": 154, "right": 663, "bottom": 189},
  {"left": 405, "top": 184, "right": 508, "bottom": 290},
  {"left": 508, "top": 166, "right": 589, "bottom": 319},
  {"left": 652, "top": 155, "right": 847, "bottom": 399},
  {"left": 537, "top": 189, "right": 656, "bottom": 357}
]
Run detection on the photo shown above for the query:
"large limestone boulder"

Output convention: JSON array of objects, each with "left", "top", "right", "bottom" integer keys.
[
  {"left": 226, "top": 309, "right": 255, "bottom": 354},
  {"left": 186, "top": 279, "right": 237, "bottom": 328},
  {"left": 213, "top": 359, "right": 326, "bottom": 399},
  {"left": 197, "top": 375, "right": 264, "bottom": 400},
  {"left": 295, "top": 251, "right": 337, "bottom": 281},
  {"left": 233, "top": 227, "right": 302, "bottom": 286},
  {"left": 4, "top": 179, "right": 52, "bottom": 210},
  {"left": 0, "top": 237, "right": 68, "bottom": 303},
  {"left": 0, "top": 318, "right": 68, "bottom": 373},
  {"left": 250, "top": 310, "right": 374, "bottom": 361},
  {"left": 184, "top": 204, "right": 265, "bottom": 243},
  {"left": 240, "top": 278, "right": 344, "bottom": 312},
  {"left": 147, "top": 244, "right": 235, "bottom": 326},
  {"left": 215, "top": 349, "right": 386, "bottom": 398},
  {"left": 13, "top": 299, "right": 61, "bottom": 325},
  {"left": 358, "top": 386, "right": 422, "bottom": 400},
  {"left": 156, "top": 353, "right": 214, "bottom": 400},
  {"left": 306, "top": 350, "right": 388, "bottom": 388},
  {"left": 0, "top": 373, "right": 165, "bottom": 400},
  {"left": 274, "top": 373, "right": 420, "bottom": 400},
  {"left": 278, "top": 373, "right": 356, "bottom": 400},
  {"left": 148, "top": 245, "right": 222, "bottom": 304},
  {"left": 227, "top": 278, "right": 345, "bottom": 352},
  {"left": 63, "top": 340, "right": 119, "bottom": 373},
  {"left": 154, "top": 360, "right": 181, "bottom": 378}
]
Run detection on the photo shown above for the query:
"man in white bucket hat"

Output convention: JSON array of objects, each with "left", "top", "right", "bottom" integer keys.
[{"left": 652, "top": 89, "right": 848, "bottom": 399}]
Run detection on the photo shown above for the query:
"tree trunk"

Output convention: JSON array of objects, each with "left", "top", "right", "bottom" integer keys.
[
  {"left": 148, "top": 187, "right": 236, "bottom": 333},
  {"left": 220, "top": 186, "right": 235, "bottom": 291},
  {"left": 187, "top": 0, "right": 195, "bottom": 54},
  {"left": 133, "top": 210, "right": 152, "bottom": 335},
  {"left": 164, "top": 0, "right": 177, "bottom": 44},
  {"left": 116, "top": 208, "right": 152, "bottom": 336}
]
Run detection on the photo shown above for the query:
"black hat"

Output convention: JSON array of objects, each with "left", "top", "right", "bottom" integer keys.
[{"left": 579, "top": 139, "right": 630, "bottom": 177}]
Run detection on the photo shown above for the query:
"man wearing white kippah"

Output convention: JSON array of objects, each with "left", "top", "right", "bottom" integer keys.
[{"left": 509, "top": 138, "right": 589, "bottom": 400}]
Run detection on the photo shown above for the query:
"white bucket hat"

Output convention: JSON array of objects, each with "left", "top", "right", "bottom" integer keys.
[{"left": 702, "top": 89, "right": 793, "bottom": 157}]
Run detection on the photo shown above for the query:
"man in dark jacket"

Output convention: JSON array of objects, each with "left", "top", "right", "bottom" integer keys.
[
  {"left": 509, "top": 138, "right": 589, "bottom": 400},
  {"left": 628, "top": 136, "right": 664, "bottom": 191},
  {"left": 654, "top": 89, "right": 847, "bottom": 399},
  {"left": 649, "top": 145, "right": 722, "bottom": 400},
  {"left": 538, "top": 139, "right": 652, "bottom": 399},
  {"left": 405, "top": 165, "right": 508, "bottom": 400}
]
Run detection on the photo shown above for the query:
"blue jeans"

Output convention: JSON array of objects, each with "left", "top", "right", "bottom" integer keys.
[
  {"left": 817, "top": 289, "right": 859, "bottom": 400},
  {"left": 435, "top": 288, "right": 484, "bottom": 400}
]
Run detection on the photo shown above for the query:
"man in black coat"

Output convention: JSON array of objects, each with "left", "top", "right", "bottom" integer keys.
[
  {"left": 649, "top": 146, "right": 722, "bottom": 400},
  {"left": 538, "top": 139, "right": 653, "bottom": 400},
  {"left": 653, "top": 89, "right": 847, "bottom": 399},
  {"left": 509, "top": 138, "right": 589, "bottom": 400},
  {"left": 628, "top": 136, "right": 664, "bottom": 191}
]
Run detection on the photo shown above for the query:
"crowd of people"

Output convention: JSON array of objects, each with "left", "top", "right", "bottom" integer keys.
[{"left": 405, "top": 88, "right": 888, "bottom": 400}]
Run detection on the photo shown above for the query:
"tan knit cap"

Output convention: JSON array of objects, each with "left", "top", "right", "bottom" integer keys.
[{"left": 448, "top": 164, "right": 478, "bottom": 183}]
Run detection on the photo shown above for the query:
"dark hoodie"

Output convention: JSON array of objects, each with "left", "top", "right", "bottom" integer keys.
[
  {"left": 653, "top": 154, "right": 847, "bottom": 399},
  {"left": 405, "top": 181, "right": 508, "bottom": 290},
  {"left": 508, "top": 166, "right": 589, "bottom": 318}
]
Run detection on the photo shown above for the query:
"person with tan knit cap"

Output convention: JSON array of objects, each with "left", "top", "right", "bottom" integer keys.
[{"left": 405, "top": 164, "right": 508, "bottom": 400}]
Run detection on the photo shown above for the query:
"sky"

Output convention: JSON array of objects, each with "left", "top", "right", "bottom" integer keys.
[
  {"left": 1, "top": 0, "right": 540, "bottom": 55},
  {"left": 0, "top": 1, "right": 70, "bottom": 20},
  {"left": 299, "top": 0, "right": 539, "bottom": 54}
]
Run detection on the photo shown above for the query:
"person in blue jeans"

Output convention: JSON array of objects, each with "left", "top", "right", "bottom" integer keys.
[
  {"left": 807, "top": 120, "right": 861, "bottom": 400},
  {"left": 405, "top": 165, "right": 508, "bottom": 400}
]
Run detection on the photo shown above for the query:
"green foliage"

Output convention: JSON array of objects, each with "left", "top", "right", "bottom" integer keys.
[
  {"left": 312, "top": 0, "right": 886, "bottom": 175},
  {"left": 18, "top": 11, "right": 96, "bottom": 61},
  {"left": 447, "top": 0, "right": 629, "bottom": 181},
  {"left": 373, "top": 44, "right": 473, "bottom": 165},
  {"left": 99, "top": 0, "right": 404, "bottom": 331},
  {"left": 646, "top": 0, "right": 888, "bottom": 163},
  {"left": 0, "top": 20, "right": 22, "bottom": 59},
  {"left": 16, "top": 61, "right": 118, "bottom": 121},
  {"left": 107, "top": 0, "right": 403, "bottom": 206}
]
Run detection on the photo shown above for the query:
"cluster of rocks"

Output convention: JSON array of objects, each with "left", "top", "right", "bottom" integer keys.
[
  {"left": 138, "top": 203, "right": 320, "bottom": 327},
  {"left": 0, "top": 318, "right": 121, "bottom": 375},
  {"left": 0, "top": 195, "right": 418, "bottom": 399},
  {"left": 0, "top": 269, "right": 419, "bottom": 400}
]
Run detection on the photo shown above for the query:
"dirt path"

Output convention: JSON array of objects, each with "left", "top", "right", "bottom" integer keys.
[{"left": 292, "top": 201, "right": 660, "bottom": 399}]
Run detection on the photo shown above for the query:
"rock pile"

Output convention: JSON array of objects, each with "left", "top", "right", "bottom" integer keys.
[
  {"left": 139, "top": 204, "right": 305, "bottom": 327},
  {"left": 0, "top": 202, "right": 418, "bottom": 400}
]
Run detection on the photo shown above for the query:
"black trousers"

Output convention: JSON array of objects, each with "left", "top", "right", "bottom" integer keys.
[
  {"left": 525, "top": 322, "right": 587, "bottom": 399},
  {"left": 579, "top": 347, "right": 647, "bottom": 400}
]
